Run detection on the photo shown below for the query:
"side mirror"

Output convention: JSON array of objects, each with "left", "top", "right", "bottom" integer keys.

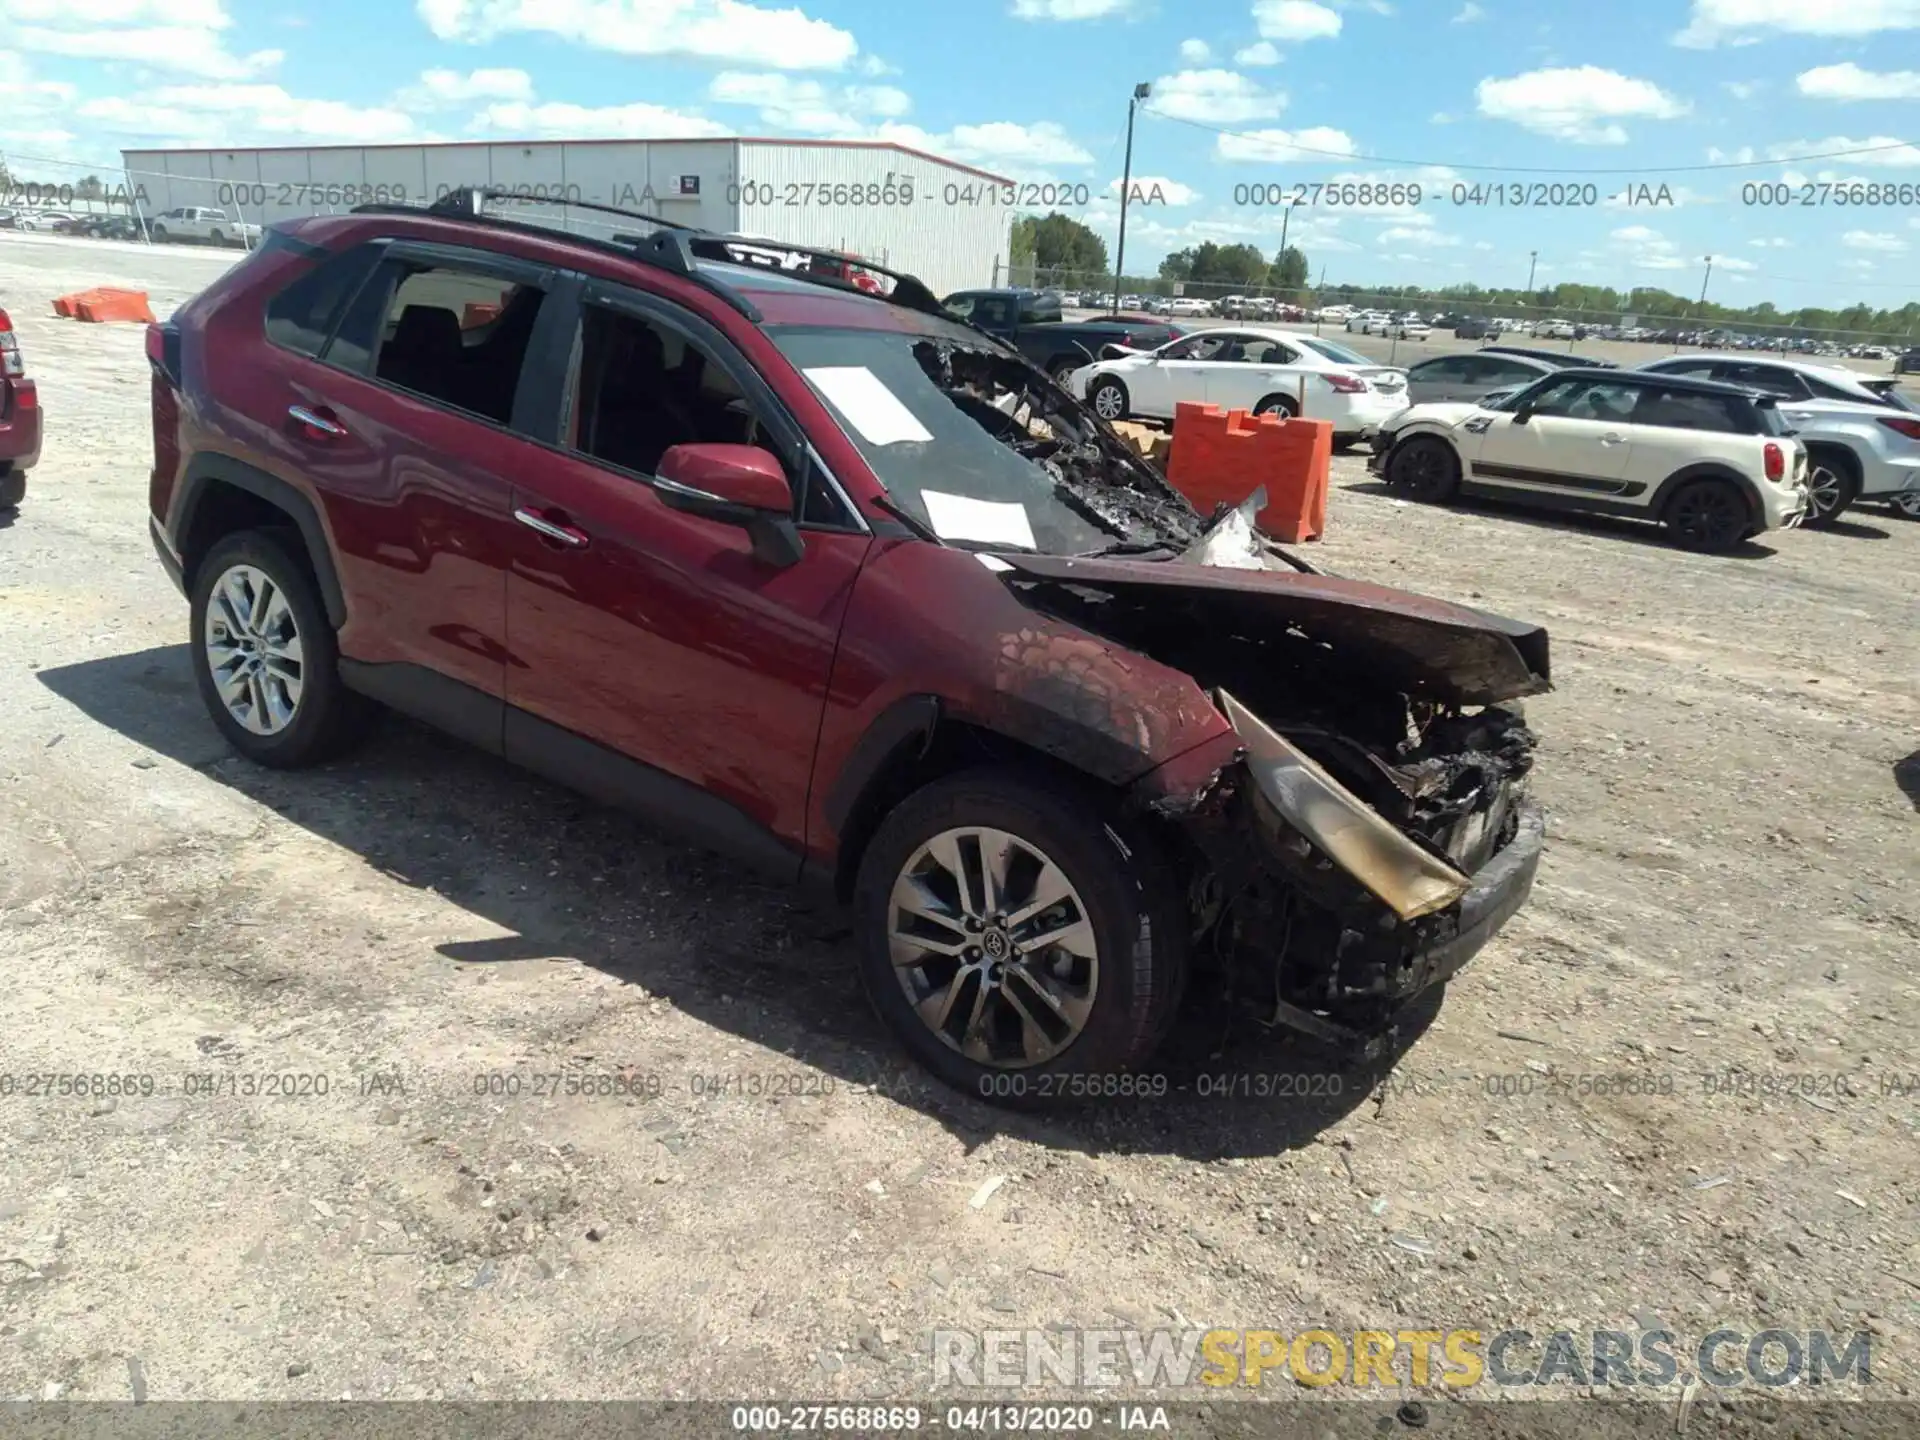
[
  {"left": 1510, "top": 406, "right": 1534, "bottom": 424},
  {"left": 655, "top": 444, "right": 804, "bottom": 568}
]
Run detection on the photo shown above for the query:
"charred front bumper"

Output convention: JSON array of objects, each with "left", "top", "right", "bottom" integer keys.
[{"left": 1142, "top": 689, "right": 1544, "bottom": 1040}]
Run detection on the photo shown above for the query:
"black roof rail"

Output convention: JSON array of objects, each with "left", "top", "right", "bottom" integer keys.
[{"left": 351, "top": 186, "right": 956, "bottom": 328}]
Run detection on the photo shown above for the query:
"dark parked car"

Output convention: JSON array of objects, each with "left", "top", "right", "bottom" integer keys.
[
  {"left": 941, "top": 287, "right": 1184, "bottom": 379},
  {"left": 1453, "top": 317, "right": 1501, "bottom": 340},
  {"left": 0, "top": 307, "right": 43, "bottom": 510},
  {"left": 1479, "top": 345, "right": 1618, "bottom": 370},
  {"left": 1893, "top": 350, "right": 1920, "bottom": 376},
  {"left": 80, "top": 213, "right": 147, "bottom": 241},
  {"left": 1403, "top": 351, "right": 1562, "bottom": 406},
  {"left": 146, "top": 192, "right": 1549, "bottom": 1104}
]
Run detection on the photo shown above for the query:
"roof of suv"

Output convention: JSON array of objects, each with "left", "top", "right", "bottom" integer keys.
[
  {"left": 1642, "top": 354, "right": 1882, "bottom": 393},
  {"left": 1536, "top": 366, "right": 1783, "bottom": 401}
]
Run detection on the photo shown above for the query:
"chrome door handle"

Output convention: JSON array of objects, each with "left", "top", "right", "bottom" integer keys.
[
  {"left": 1600, "top": 433, "right": 1625, "bottom": 444},
  {"left": 514, "top": 508, "right": 589, "bottom": 547},
  {"left": 288, "top": 404, "right": 346, "bottom": 437}
]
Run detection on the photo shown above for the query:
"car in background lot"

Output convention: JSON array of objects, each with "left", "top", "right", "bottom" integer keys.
[
  {"left": 1403, "top": 351, "right": 1563, "bottom": 407},
  {"left": 1453, "top": 317, "right": 1501, "bottom": 340},
  {"left": 1345, "top": 310, "right": 1386, "bottom": 333},
  {"left": 1372, "top": 369, "right": 1808, "bottom": 553},
  {"left": 144, "top": 198, "right": 1550, "bottom": 1104},
  {"left": 942, "top": 288, "right": 1184, "bottom": 381},
  {"left": 146, "top": 206, "right": 262, "bottom": 248},
  {"left": 0, "top": 308, "right": 43, "bottom": 511},
  {"left": 1891, "top": 350, "right": 1920, "bottom": 376},
  {"left": 78, "top": 214, "right": 147, "bottom": 241},
  {"left": 1073, "top": 326, "right": 1409, "bottom": 447},
  {"left": 1480, "top": 345, "right": 1619, "bottom": 370},
  {"left": 1635, "top": 355, "right": 1920, "bottom": 523},
  {"left": 1383, "top": 315, "right": 1431, "bottom": 341}
]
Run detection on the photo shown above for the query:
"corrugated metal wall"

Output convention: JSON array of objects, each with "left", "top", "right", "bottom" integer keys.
[
  {"left": 736, "top": 142, "right": 1011, "bottom": 296},
  {"left": 119, "top": 139, "right": 1011, "bottom": 294}
]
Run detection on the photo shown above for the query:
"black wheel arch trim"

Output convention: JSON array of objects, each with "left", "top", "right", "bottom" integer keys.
[
  {"left": 1800, "top": 440, "right": 1864, "bottom": 483},
  {"left": 172, "top": 454, "right": 349, "bottom": 630},
  {"left": 822, "top": 694, "right": 941, "bottom": 840},
  {"left": 1650, "top": 462, "right": 1765, "bottom": 525}
]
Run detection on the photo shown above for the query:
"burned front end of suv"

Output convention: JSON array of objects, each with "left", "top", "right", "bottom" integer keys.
[{"left": 991, "top": 552, "right": 1549, "bottom": 1053}]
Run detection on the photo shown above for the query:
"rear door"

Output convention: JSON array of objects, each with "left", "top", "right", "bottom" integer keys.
[
  {"left": 1126, "top": 331, "right": 1222, "bottom": 417},
  {"left": 499, "top": 276, "right": 871, "bottom": 864},
  {"left": 258, "top": 239, "right": 558, "bottom": 735},
  {"left": 1207, "top": 333, "right": 1307, "bottom": 410}
]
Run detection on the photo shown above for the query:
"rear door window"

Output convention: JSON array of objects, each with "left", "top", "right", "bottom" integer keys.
[
  {"left": 1714, "top": 363, "right": 1809, "bottom": 399},
  {"left": 325, "top": 257, "right": 549, "bottom": 427},
  {"left": 1630, "top": 386, "right": 1745, "bottom": 433}
]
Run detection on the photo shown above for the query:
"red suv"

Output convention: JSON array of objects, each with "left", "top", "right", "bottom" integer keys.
[
  {"left": 146, "top": 193, "right": 1549, "bottom": 1104},
  {"left": 0, "top": 307, "right": 42, "bottom": 510}
]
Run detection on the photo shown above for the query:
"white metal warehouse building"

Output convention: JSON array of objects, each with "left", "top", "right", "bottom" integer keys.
[{"left": 118, "top": 138, "right": 1016, "bottom": 296}]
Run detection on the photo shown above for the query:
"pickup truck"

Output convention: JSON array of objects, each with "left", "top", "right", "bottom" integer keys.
[
  {"left": 145, "top": 206, "right": 261, "bottom": 248},
  {"left": 940, "top": 288, "right": 1185, "bottom": 380}
]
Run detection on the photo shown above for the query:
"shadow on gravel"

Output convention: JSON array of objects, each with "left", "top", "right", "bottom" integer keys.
[
  {"left": 1339, "top": 479, "right": 1782, "bottom": 558},
  {"left": 1896, "top": 751, "right": 1920, "bottom": 813},
  {"left": 1812, "top": 518, "right": 1891, "bottom": 541},
  {"left": 39, "top": 643, "right": 1435, "bottom": 1162}
]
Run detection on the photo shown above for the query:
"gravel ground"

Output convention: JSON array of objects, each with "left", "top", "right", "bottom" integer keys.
[{"left": 2, "top": 234, "right": 1917, "bottom": 1425}]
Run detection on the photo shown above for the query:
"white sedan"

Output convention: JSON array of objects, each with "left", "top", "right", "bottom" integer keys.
[{"left": 1069, "top": 326, "right": 1411, "bottom": 446}]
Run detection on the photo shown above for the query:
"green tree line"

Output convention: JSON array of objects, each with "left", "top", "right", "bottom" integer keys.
[{"left": 1008, "top": 211, "right": 1918, "bottom": 339}]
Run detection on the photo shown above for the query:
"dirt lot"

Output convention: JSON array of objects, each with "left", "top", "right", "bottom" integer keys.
[{"left": 2, "top": 234, "right": 1918, "bottom": 1420}]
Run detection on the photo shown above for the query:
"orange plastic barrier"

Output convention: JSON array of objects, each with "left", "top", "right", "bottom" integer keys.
[
  {"left": 1165, "top": 402, "right": 1332, "bottom": 542},
  {"left": 462, "top": 301, "right": 502, "bottom": 328},
  {"left": 52, "top": 288, "right": 156, "bottom": 324}
]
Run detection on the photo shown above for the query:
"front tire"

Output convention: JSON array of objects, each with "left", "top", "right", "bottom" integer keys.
[
  {"left": 1089, "top": 376, "right": 1129, "bottom": 422},
  {"left": 1386, "top": 434, "right": 1460, "bottom": 502},
  {"left": 1803, "top": 450, "right": 1860, "bottom": 526},
  {"left": 0, "top": 469, "right": 24, "bottom": 511},
  {"left": 853, "top": 768, "right": 1187, "bottom": 1109},
  {"left": 189, "top": 530, "right": 369, "bottom": 768},
  {"left": 1664, "top": 478, "right": 1750, "bottom": 553},
  {"left": 1886, "top": 491, "right": 1920, "bottom": 520}
]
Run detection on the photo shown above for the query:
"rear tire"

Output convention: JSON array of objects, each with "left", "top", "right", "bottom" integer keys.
[
  {"left": 1089, "top": 376, "right": 1130, "bottom": 422},
  {"left": 1886, "top": 491, "right": 1920, "bottom": 520},
  {"left": 189, "top": 529, "right": 371, "bottom": 768},
  {"left": 1664, "top": 478, "right": 1750, "bottom": 553},
  {"left": 853, "top": 767, "right": 1188, "bottom": 1110},
  {"left": 150, "top": 224, "right": 169, "bottom": 242},
  {"left": 1253, "top": 393, "right": 1298, "bottom": 419},
  {"left": 0, "top": 469, "right": 24, "bottom": 511},
  {"left": 1385, "top": 434, "right": 1460, "bottom": 502}
]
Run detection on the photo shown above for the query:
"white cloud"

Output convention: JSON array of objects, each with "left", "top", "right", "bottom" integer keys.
[
  {"left": 398, "top": 67, "right": 534, "bottom": 108},
  {"left": 1234, "top": 40, "right": 1281, "bottom": 64},
  {"left": 1721, "top": 80, "right": 1760, "bottom": 98},
  {"left": 9, "top": 0, "right": 226, "bottom": 21},
  {"left": 1253, "top": 0, "right": 1341, "bottom": 40},
  {"left": 1714, "top": 255, "right": 1759, "bottom": 271},
  {"left": 1749, "top": 236, "right": 1791, "bottom": 246},
  {"left": 81, "top": 84, "right": 416, "bottom": 143},
  {"left": 13, "top": 24, "right": 282, "bottom": 79},
  {"left": 419, "top": 0, "right": 859, "bottom": 70},
  {"left": 1216, "top": 125, "right": 1358, "bottom": 161},
  {"left": 1842, "top": 229, "right": 1909, "bottom": 251},
  {"left": 1106, "top": 174, "right": 1198, "bottom": 204},
  {"left": 1767, "top": 135, "right": 1920, "bottom": 166},
  {"left": 1148, "top": 69, "right": 1286, "bottom": 123},
  {"left": 707, "top": 71, "right": 910, "bottom": 135},
  {"left": 1676, "top": 0, "right": 1920, "bottom": 47},
  {"left": 1452, "top": 2, "right": 1485, "bottom": 19},
  {"left": 1842, "top": 258, "right": 1878, "bottom": 272},
  {"left": 1796, "top": 63, "right": 1920, "bottom": 100},
  {"left": 1009, "top": 0, "right": 1130, "bottom": 16},
  {"left": 470, "top": 100, "right": 728, "bottom": 139},
  {"left": 1179, "top": 37, "right": 1212, "bottom": 61},
  {"left": 1379, "top": 220, "right": 1462, "bottom": 245},
  {"left": 1476, "top": 66, "right": 1689, "bottom": 144}
]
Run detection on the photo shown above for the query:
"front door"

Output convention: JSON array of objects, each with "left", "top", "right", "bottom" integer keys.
[
  {"left": 1466, "top": 375, "right": 1642, "bottom": 497},
  {"left": 501, "top": 279, "right": 870, "bottom": 866}
]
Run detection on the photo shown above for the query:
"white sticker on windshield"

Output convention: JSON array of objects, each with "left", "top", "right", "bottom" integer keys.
[
  {"left": 921, "top": 492, "right": 1037, "bottom": 550},
  {"left": 803, "top": 366, "right": 933, "bottom": 445}
]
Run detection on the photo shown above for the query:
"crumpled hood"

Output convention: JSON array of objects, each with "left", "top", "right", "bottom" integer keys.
[{"left": 994, "top": 552, "right": 1551, "bottom": 707}]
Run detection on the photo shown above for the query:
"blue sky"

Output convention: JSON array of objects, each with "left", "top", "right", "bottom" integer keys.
[{"left": 6, "top": 0, "right": 1920, "bottom": 308}]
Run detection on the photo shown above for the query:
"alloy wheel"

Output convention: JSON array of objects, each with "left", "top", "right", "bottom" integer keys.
[
  {"left": 1091, "top": 381, "right": 1125, "bottom": 420},
  {"left": 1806, "top": 464, "right": 1848, "bottom": 520},
  {"left": 887, "top": 826, "right": 1099, "bottom": 1068},
  {"left": 202, "top": 563, "right": 305, "bottom": 735},
  {"left": 1669, "top": 484, "right": 1746, "bottom": 551},
  {"left": 1890, "top": 491, "right": 1920, "bottom": 519}
]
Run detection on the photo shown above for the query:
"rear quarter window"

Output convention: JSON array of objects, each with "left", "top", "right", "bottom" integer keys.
[
  {"left": 265, "top": 244, "right": 381, "bottom": 357},
  {"left": 1631, "top": 387, "right": 1747, "bottom": 433}
]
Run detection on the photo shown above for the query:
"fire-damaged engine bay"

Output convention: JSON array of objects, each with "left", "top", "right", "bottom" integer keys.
[{"left": 915, "top": 331, "right": 1550, "bottom": 1045}]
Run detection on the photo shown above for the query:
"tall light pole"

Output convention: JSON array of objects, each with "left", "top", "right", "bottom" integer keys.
[
  {"left": 1111, "top": 81, "right": 1150, "bottom": 315},
  {"left": 1698, "top": 254, "right": 1714, "bottom": 308},
  {"left": 1277, "top": 196, "right": 1301, "bottom": 301},
  {"left": 1526, "top": 250, "right": 1538, "bottom": 293}
]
